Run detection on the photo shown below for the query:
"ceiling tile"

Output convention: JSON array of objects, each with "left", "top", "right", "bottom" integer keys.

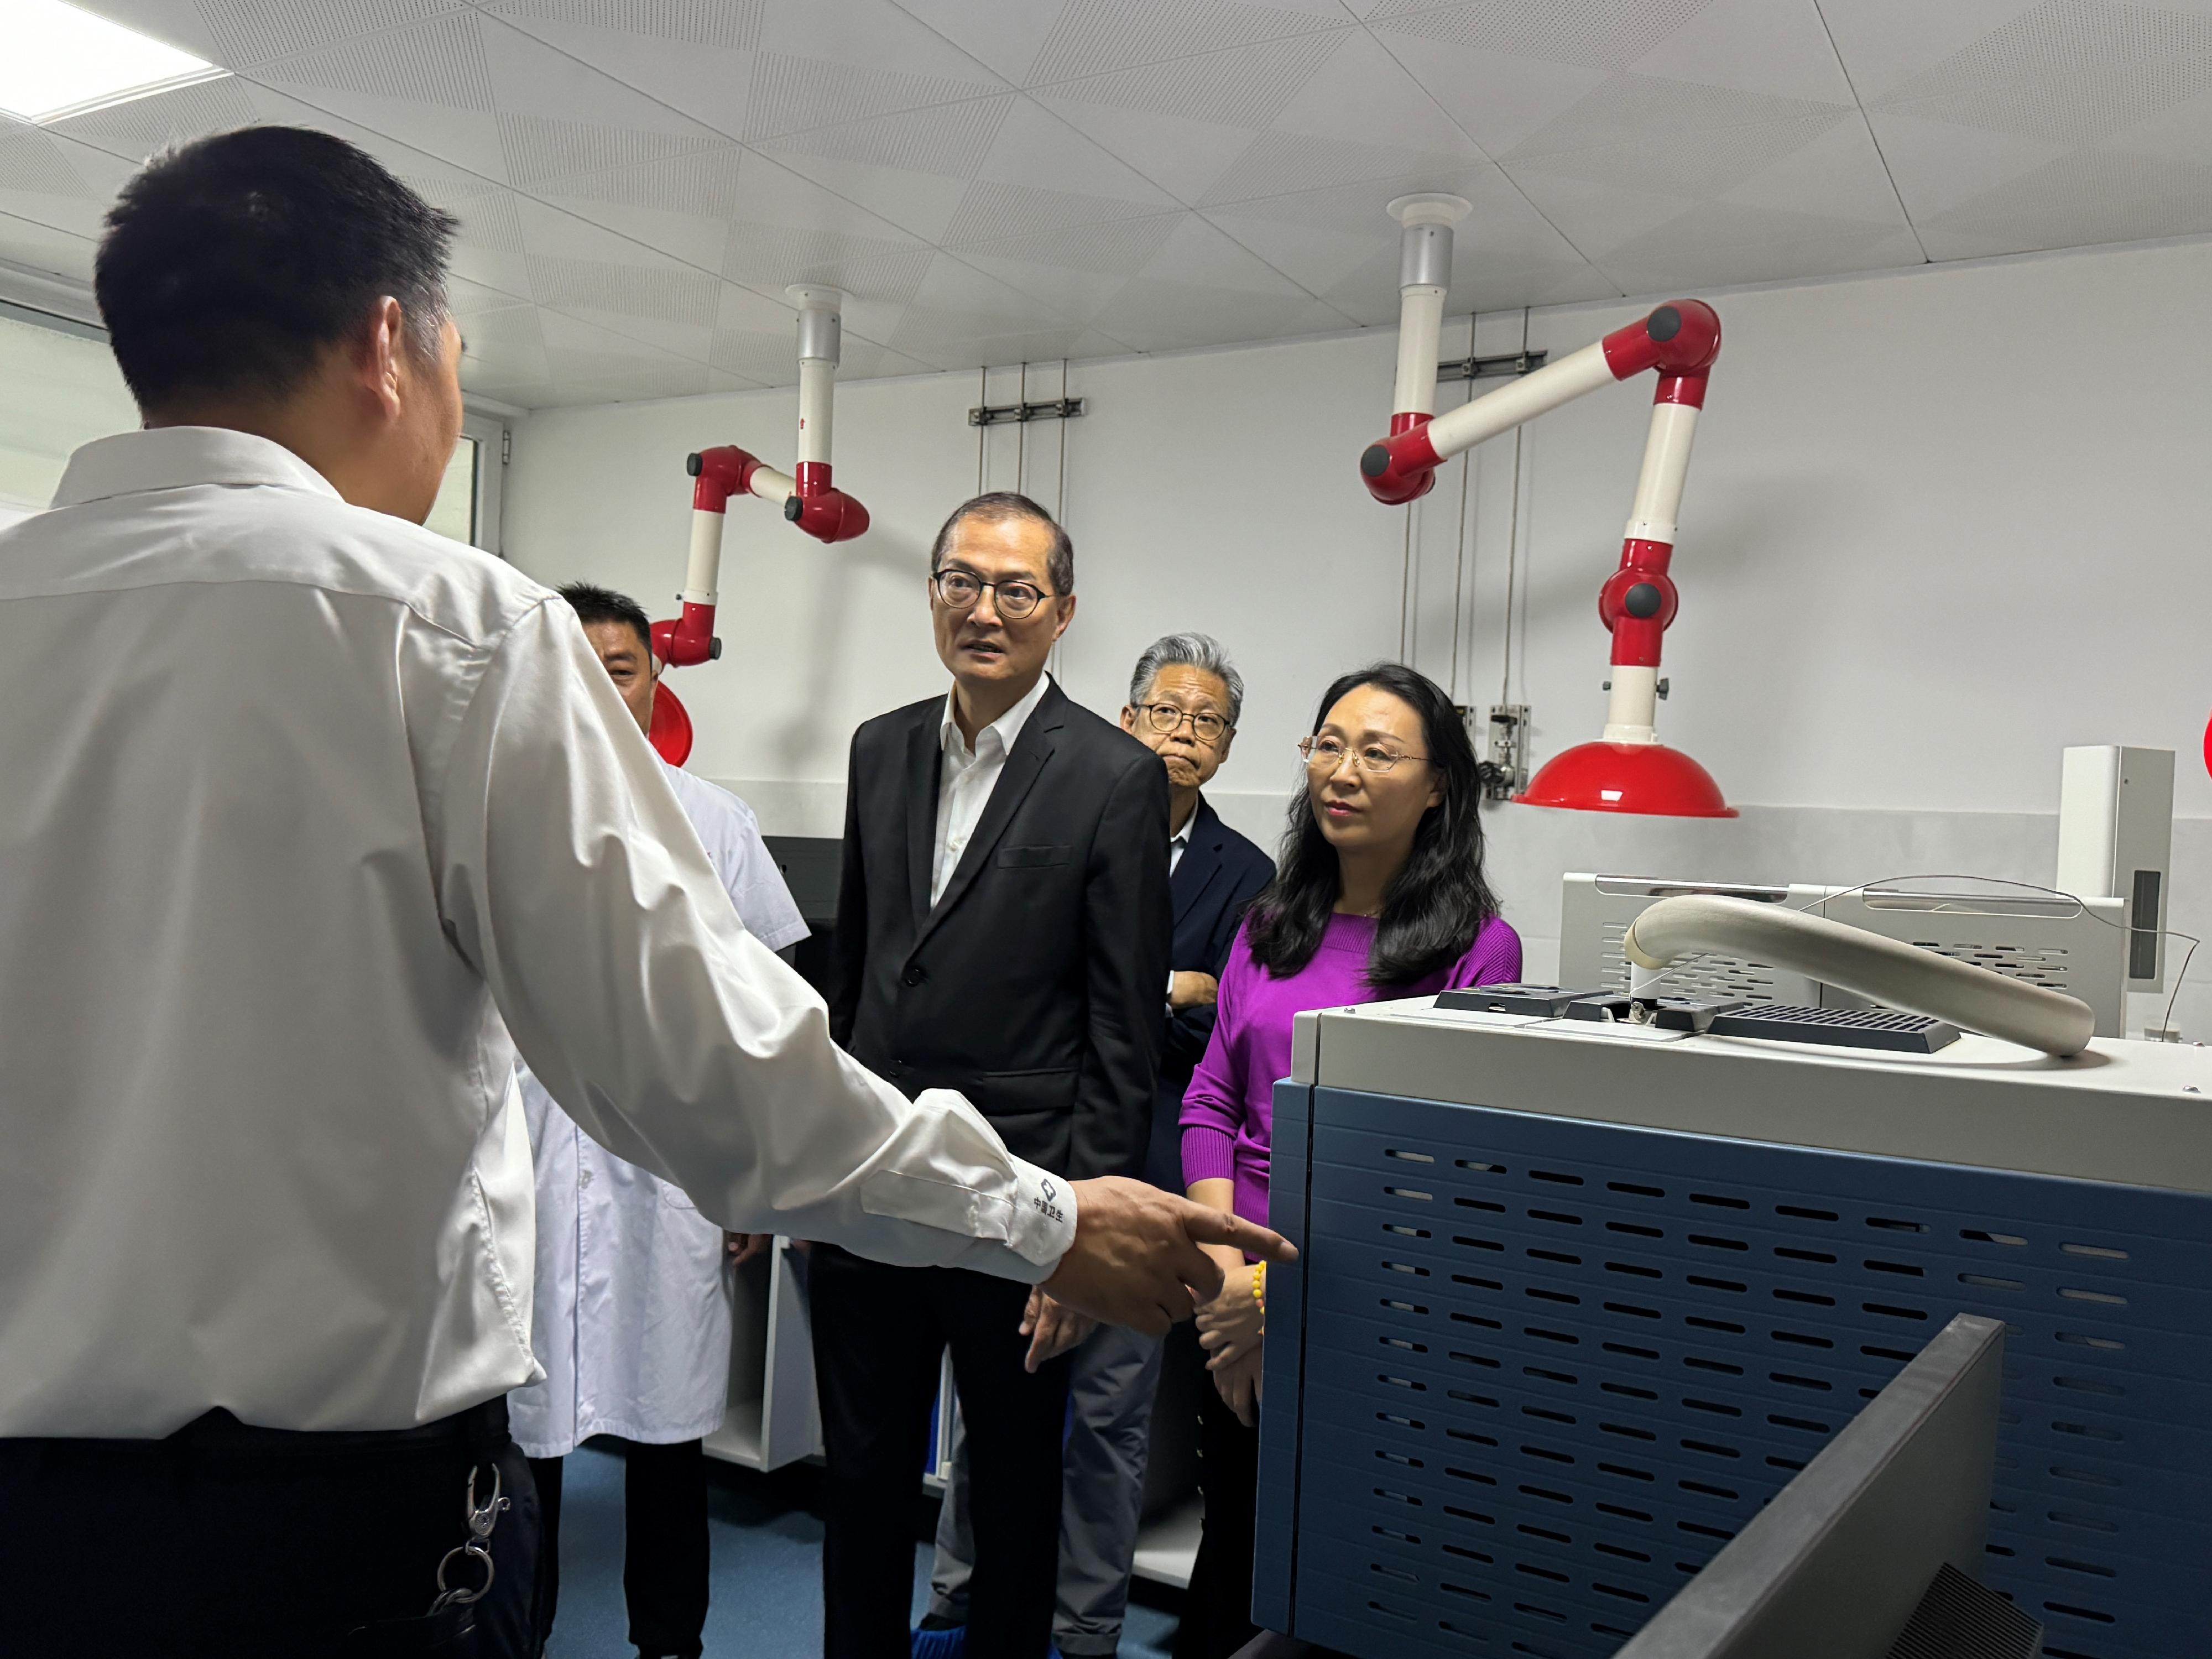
[
  {"left": 1869, "top": 0, "right": 2212, "bottom": 147},
  {"left": 1265, "top": 28, "right": 1481, "bottom": 153},
  {"left": 1625, "top": 0, "right": 1857, "bottom": 103},
  {"left": 46, "top": 76, "right": 262, "bottom": 161},
  {"left": 964, "top": 98, "right": 1182, "bottom": 205},
  {"left": 947, "top": 254, "right": 1134, "bottom": 322},
  {"left": 942, "top": 178, "right": 1174, "bottom": 243},
  {"left": 474, "top": 1, "right": 762, "bottom": 138},
  {"left": 1812, "top": 0, "right": 2046, "bottom": 103},
  {"left": 1025, "top": 92, "right": 1260, "bottom": 201},
  {"left": 1502, "top": 73, "right": 1857, "bottom": 198},
  {"left": 1084, "top": 279, "right": 1340, "bottom": 349},
  {"left": 1366, "top": 0, "right": 1719, "bottom": 72},
  {"left": 1594, "top": 199, "right": 1925, "bottom": 294},
  {"left": 1912, "top": 145, "right": 2212, "bottom": 260},
  {"left": 760, "top": 0, "right": 1005, "bottom": 79},
  {"left": 1199, "top": 130, "right": 1486, "bottom": 208},
  {"left": 1034, "top": 31, "right": 1347, "bottom": 128},
  {"left": 723, "top": 223, "right": 936, "bottom": 306},
  {"left": 1718, "top": 116, "right": 1910, "bottom": 227},
  {"left": 1863, "top": 110, "right": 2066, "bottom": 219},
  {"left": 1135, "top": 212, "right": 1322, "bottom": 296},
  {"left": 0, "top": 124, "right": 105, "bottom": 218},
  {"left": 759, "top": 96, "right": 1018, "bottom": 179},
  {"left": 1024, "top": 0, "right": 1349, "bottom": 83},
  {"left": 953, "top": 210, "right": 1184, "bottom": 276},
  {"left": 254, "top": 9, "right": 494, "bottom": 109},
  {"left": 481, "top": 0, "right": 763, "bottom": 51},
  {"left": 1370, "top": 33, "right": 1609, "bottom": 156},
  {"left": 1500, "top": 170, "right": 1705, "bottom": 259},
  {"left": 532, "top": 145, "right": 747, "bottom": 267},
  {"left": 2106, "top": 79, "right": 2212, "bottom": 165},
  {"left": 886, "top": 0, "right": 1074, "bottom": 84},
  {"left": 199, "top": 0, "right": 471, "bottom": 67},
  {"left": 741, "top": 52, "right": 1003, "bottom": 142}
]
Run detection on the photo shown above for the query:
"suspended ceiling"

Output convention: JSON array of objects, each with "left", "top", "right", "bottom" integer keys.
[{"left": 1, "top": 0, "right": 2209, "bottom": 408}]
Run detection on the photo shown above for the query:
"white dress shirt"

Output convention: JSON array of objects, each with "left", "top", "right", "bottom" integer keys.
[
  {"left": 1168, "top": 812, "right": 1194, "bottom": 877},
  {"left": 0, "top": 428, "right": 1074, "bottom": 1438},
  {"left": 932, "top": 671, "right": 1052, "bottom": 905},
  {"left": 512, "top": 764, "right": 809, "bottom": 1459}
]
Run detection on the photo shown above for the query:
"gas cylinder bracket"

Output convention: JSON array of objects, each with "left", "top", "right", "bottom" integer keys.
[
  {"left": 968, "top": 397, "right": 1086, "bottom": 427},
  {"left": 1437, "top": 349, "right": 1548, "bottom": 383}
]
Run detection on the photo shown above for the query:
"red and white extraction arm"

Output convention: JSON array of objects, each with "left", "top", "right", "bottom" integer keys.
[
  {"left": 648, "top": 288, "right": 870, "bottom": 762},
  {"left": 1357, "top": 198, "right": 1731, "bottom": 816}
]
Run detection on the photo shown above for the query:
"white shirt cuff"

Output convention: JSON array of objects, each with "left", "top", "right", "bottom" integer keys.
[{"left": 1003, "top": 1155, "right": 1078, "bottom": 1276}]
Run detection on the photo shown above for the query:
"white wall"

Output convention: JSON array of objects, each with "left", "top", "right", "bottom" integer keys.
[{"left": 505, "top": 237, "right": 2212, "bottom": 1036}]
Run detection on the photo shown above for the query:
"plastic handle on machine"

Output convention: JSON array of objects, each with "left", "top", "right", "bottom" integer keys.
[{"left": 1624, "top": 895, "right": 2096, "bottom": 1057}]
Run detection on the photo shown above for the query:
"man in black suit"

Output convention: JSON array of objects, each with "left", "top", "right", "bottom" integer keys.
[
  {"left": 813, "top": 492, "right": 1173, "bottom": 1659},
  {"left": 921, "top": 632, "right": 1276, "bottom": 1659}
]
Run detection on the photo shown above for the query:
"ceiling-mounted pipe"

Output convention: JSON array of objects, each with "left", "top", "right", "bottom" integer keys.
[
  {"left": 1623, "top": 895, "right": 2097, "bottom": 1057},
  {"left": 782, "top": 284, "right": 868, "bottom": 544},
  {"left": 1382, "top": 194, "right": 1472, "bottom": 488}
]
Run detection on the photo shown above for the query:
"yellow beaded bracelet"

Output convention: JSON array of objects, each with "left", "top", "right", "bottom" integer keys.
[{"left": 1253, "top": 1261, "right": 1266, "bottom": 1312}]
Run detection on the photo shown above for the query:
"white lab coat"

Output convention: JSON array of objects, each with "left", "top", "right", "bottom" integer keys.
[{"left": 510, "top": 761, "right": 810, "bottom": 1457}]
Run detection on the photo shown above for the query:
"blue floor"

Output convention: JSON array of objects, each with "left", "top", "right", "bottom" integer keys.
[{"left": 545, "top": 1444, "right": 1180, "bottom": 1658}]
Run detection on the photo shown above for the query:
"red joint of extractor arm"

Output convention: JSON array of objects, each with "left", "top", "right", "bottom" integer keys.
[
  {"left": 1358, "top": 418, "right": 1443, "bottom": 505},
  {"left": 650, "top": 599, "right": 719, "bottom": 669},
  {"left": 1600, "top": 300, "right": 1721, "bottom": 382},
  {"left": 1598, "top": 539, "right": 1676, "bottom": 668},
  {"left": 686, "top": 445, "right": 763, "bottom": 513},
  {"left": 1388, "top": 410, "right": 1430, "bottom": 438},
  {"left": 784, "top": 483, "right": 870, "bottom": 543},
  {"left": 794, "top": 460, "right": 832, "bottom": 497}
]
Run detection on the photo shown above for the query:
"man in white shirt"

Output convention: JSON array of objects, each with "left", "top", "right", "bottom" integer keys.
[
  {"left": 0, "top": 127, "right": 1284, "bottom": 1658},
  {"left": 514, "top": 583, "right": 810, "bottom": 1659}
]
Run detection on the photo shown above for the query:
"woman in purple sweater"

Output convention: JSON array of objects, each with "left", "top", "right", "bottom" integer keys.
[{"left": 1174, "top": 663, "right": 1521, "bottom": 1659}]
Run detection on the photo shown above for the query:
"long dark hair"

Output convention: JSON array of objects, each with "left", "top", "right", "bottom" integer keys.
[{"left": 1244, "top": 662, "right": 1499, "bottom": 988}]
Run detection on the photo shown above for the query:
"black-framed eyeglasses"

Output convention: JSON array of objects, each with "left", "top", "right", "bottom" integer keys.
[
  {"left": 1298, "top": 734, "right": 1426, "bottom": 774},
  {"left": 1138, "top": 703, "right": 1230, "bottom": 745},
  {"left": 930, "top": 568, "right": 1052, "bottom": 620}
]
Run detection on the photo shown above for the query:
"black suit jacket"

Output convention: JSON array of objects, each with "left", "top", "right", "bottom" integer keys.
[
  {"left": 828, "top": 679, "right": 1172, "bottom": 1181},
  {"left": 1143, "top": 795, "right": 1276, "bottom": 1190}
]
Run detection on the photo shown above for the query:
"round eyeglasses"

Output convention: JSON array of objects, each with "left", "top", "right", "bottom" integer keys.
[
  {"left": 930, "top": 568, "right": 1051, "bottom": 620},
  {"left": 1137, "top": 703, "right": 1230, "bottom": 745},
  {"left": 1299, "top": 734, "right": 1426, "bottom": 774}
]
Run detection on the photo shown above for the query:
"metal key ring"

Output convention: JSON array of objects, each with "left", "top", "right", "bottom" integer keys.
[{"left": 431, "top": 1540, "right": 496, "bottom": 1611}]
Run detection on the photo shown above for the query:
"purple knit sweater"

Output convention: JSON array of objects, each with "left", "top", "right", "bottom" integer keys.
[{"left": 1180, "top": 912, "right": 1522, "bottom": 1229}]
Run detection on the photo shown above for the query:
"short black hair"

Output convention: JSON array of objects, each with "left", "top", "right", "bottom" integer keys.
[
  {"left": 95, "top": 126, "right": 458, "bottom": 413},
  {"left": 559, "top": 582, "right": 653, "bottom": 655},
  {"left": 928, "top": 491, "right": 1075, "bottom": 595}
]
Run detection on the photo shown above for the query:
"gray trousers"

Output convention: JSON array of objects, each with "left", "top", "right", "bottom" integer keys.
[{"left": 928, "top": 1321, "right": 1166, "bottom": 1656}]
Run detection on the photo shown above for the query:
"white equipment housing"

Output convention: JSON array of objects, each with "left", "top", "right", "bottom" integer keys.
[{"left": 2056, "top": 744, "right": 2174, "bottom": 992}]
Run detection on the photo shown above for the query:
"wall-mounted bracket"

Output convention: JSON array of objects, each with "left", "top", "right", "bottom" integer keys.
[
  {"left": 968, "top": 397, "right": 1086, "bottom": 427},
  {"left": 1437, "top": 349, "right": 1549, "bottom": 383},
  {"left": 1481, "top": 704, "right": 1530, "bottom": 801}
]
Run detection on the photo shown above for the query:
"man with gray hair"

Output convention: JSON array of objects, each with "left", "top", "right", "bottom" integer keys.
[{"left": 922, "top": 633, "right": 1274, "bottom": 1659}]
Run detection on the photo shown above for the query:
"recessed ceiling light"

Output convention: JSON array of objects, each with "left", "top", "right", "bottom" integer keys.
[{"left": 0, "top": 0, "right": 227, "bottom": 125}]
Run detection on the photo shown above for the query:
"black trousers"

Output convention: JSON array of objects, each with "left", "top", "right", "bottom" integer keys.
[
  {"left": 0, "top": 1399, "right": 538, "bottom": 1656},
  {"left": 530, "top": 1438, "right": 709, "bottom": 1658},
  {"left": 808, "top": 1246, "right": 1074, "bottom": 1659},
  {"left": 1174, "top": 1379, "right": 1260, "bottom": 1659}
]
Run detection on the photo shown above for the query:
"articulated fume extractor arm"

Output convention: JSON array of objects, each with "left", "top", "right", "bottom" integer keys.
[
  {"left": 1357, "top": 196, "right": 1731, "bottom": 817},
  {"left": 653, "top": 286, "right": 870, "bottom": 676}
]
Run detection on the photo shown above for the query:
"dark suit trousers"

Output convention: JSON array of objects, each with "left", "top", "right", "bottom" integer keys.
[
  {"left": 530, "top": 1438, "right": 708, "bottom": 1658},
  {"left": 1174, "top": 1380, "right": 1261, "bottom": 1659},
  {"left": 810, "top": 1245, "right": 1074, "bottom": 1659}
]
